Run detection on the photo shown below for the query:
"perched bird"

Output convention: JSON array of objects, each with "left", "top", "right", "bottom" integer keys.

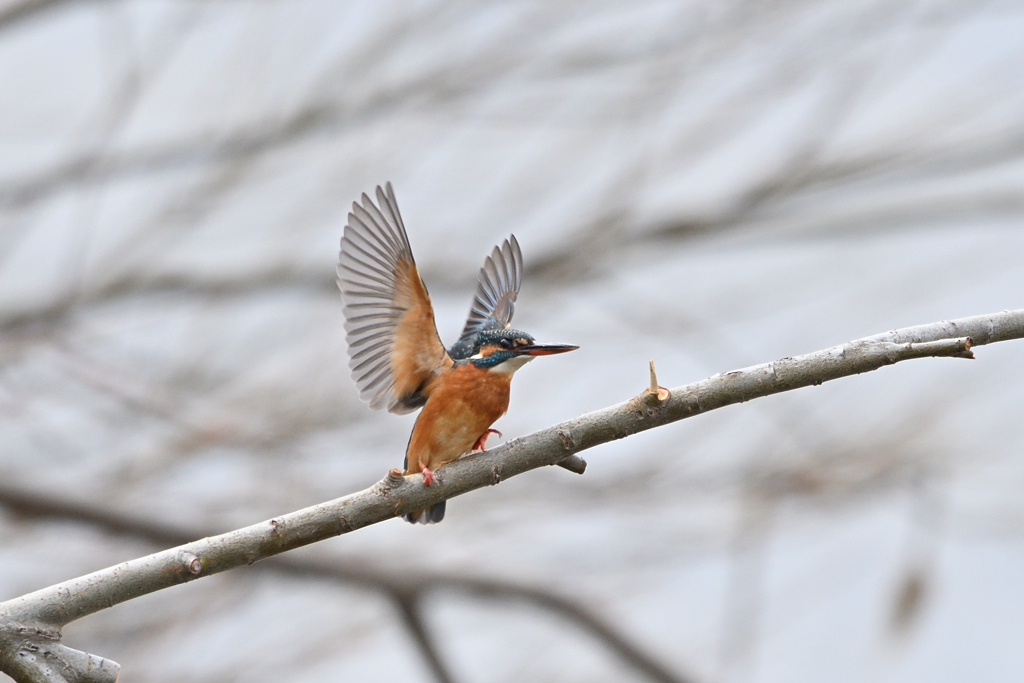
[{"left": 337, "top": 183, "right": 578, "bottom": 524}]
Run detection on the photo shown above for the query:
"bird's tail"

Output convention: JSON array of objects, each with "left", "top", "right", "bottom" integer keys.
[{"left": 405, "top": 501, "right": 446, "bottom": 525}]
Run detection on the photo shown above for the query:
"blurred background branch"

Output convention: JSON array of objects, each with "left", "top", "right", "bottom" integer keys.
[{"left": 0, "top": 483, "right": 692, "bottom": 683}]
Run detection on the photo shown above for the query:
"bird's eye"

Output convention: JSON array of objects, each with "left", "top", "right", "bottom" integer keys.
[{"left": 499, "top": 338, "right": 512, "bottom": 349}]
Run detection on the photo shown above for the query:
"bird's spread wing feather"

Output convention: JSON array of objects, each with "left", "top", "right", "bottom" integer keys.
[
  {"left": 337, "top": 183, "right": 451, "bottom": 414},
  {"left": 450, "top": 235, "right": 523, "bottom": 358}
]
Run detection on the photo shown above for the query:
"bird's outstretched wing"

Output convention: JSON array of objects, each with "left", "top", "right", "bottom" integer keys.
[
  {"left": 337, "top": 183, "right": 452, "bottom": 414},
  {"left": 449, "top": 234, "right": 523, "bottom": 359}
]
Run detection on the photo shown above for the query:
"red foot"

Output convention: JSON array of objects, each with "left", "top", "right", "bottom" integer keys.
[
  {"left": 472, "top": 428, "right": 503, "bottom": 452},
  {"left": 419, "top": 463, "right": 435, "bottom": 486}
]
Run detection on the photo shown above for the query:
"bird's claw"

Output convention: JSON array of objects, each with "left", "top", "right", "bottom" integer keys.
[
  {"left": 419, "top": 463, "right": 435, "bottom": 486},
  {"left": 472, "top": 428, "right": 503, "bottom": 452}
]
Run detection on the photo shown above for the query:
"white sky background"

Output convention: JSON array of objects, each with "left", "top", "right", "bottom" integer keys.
[{"left": 1, "top": 1, "right": 1023, "bottom": 681}]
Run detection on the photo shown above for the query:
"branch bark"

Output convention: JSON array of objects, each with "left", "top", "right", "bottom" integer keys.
[
  {"left": 1, "top": 308, "right": 1021, "bottom": 681},
  {"left": 0, "top": 639, "right": 119, "bottom": 683},
  {"left": 0, "top": 485, "right": 688, "bottom": 683}
]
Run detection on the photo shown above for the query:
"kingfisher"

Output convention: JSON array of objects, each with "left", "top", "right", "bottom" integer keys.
[{"left": 337, "top": 183, "right": 578, "bottom": 524}]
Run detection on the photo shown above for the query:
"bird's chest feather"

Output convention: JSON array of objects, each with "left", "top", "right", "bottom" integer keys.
[
  {"left": 443, "top": 363, "right": 512, "bottom": 417},
  {"left": 406, "top": 363, "right": 512, "bottom": 468}
]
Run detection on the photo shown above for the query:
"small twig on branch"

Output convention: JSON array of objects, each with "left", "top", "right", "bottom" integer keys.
[
  {"left": 0, "top": 309, "right": 1021, "bottom": 682},
  {"left": 647, "top": 359, "right": 670, "bottom": 401}
]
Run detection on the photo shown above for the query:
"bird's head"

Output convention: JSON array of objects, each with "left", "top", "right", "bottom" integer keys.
[{"left": 466, "top": 328, "right": 578, "bottom": 373}]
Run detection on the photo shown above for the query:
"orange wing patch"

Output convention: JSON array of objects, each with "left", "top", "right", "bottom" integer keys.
[
  {"left": 337, "top": 184, "right": 452, "bottom": 414},
  {"left": 390, "top": 258, "right": 452, "bottom": 402}
]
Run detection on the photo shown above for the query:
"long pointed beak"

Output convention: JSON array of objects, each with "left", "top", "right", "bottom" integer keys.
[{"left": 516, "top": 343, "right": 579, "bottom": 356}]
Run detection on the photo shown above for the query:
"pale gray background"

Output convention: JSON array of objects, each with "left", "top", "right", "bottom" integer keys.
[{"left": 1, "top": 1, "right": 1023, "bottom": 681}]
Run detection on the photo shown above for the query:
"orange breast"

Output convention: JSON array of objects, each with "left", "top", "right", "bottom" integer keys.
[{"left": 405, "top": 362, "right": 511, "bottom": 473}]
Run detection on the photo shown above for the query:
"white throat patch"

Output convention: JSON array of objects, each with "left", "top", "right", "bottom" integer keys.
[{"left": 489, "top": 354, "right": 534, "bottom": 375}]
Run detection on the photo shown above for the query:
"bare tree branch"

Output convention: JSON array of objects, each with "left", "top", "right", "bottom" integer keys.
[
  {"left": 0, "top": 484, "right": 689, "bottom": 683},
  {"left": 0, "top": 638, "right": 119, "bottom": 683},
  {"left": 392, "top": 594, "right": 457, "bottom": 683},
  {"left": 426, "top": 576, "right": 688, "bottom": 683},
  {"left": 0, "top": 308, "right": 1021, "bottom": 681}
]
